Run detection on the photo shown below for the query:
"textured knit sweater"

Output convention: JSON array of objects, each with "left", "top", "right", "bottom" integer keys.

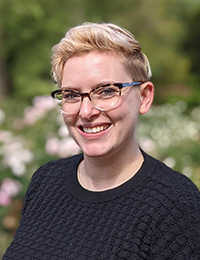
[{"left": 3, "top": 151, "right": 200, "bottom": 260}]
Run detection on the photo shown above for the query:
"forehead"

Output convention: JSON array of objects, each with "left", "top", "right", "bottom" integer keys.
[{"left": 61, "top": 51, "right": 131, "bottom": 89}]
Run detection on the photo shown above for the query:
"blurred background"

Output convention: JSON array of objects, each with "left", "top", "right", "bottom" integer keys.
[{"left": 0, "top": 0, "right": 200, "bottom": 256}]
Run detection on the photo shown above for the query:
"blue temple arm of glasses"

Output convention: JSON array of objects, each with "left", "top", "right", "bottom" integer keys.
[{"left": 121, "top": 82, "right": 142, "bottom": 88}]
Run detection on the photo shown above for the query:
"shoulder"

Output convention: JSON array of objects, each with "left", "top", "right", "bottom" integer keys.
[
  {"left": 142, "top": 152, "right": 200, "bottom": 227},
  {"left": 41, "top": 153, "right": 83, "bottom": 169},
  {"left": 143, "top": 151, "right": 199, "bottom": 196},
  {"left": 32, "top": 153, "right": 83, "bottom": 179},
  {"left": 141, "top": 151, "right": 200, "bottom": 219},
  {"left": 156, "top": 159, "right": 199, "bottom": 211},
  {"left": 24, "top": 154, "right": 83, "bottom": 198},
  {"left": 142, "top": 153, "right": 200, "bottom": 257},
  {"left": 155, "top": 157, "right": 199, "bottom": 198}
]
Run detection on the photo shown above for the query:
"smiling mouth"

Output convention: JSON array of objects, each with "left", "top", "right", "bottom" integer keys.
[{"left": 80, "top": 124, "right": 111, "bottom": 134}]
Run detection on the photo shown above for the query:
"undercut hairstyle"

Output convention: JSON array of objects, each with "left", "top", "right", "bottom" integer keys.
[{"left": 51, "top": 22, "right": 152, "bottom": 87}]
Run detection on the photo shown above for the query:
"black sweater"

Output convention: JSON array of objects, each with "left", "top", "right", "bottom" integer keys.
[{"left": 3, "top": 152, "right": 200, "bottom": 259}]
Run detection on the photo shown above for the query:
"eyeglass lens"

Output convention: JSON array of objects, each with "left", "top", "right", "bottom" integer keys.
[{"left": 55, "top": 85, "right": 121, "bottom": 114}]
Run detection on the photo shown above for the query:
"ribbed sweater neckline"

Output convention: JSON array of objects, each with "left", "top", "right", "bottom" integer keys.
[{"left": 69, "top": 151, "right": 158, "bottom": 203}]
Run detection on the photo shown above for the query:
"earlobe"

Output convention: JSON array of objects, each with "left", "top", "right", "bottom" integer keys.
[{"left": 139, "top": 82, "right": 154, "bottom": 114}]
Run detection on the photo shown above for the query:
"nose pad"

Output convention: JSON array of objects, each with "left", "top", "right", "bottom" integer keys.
[{"left": 79, "top": 97, "right": 100, "bottom": 119}]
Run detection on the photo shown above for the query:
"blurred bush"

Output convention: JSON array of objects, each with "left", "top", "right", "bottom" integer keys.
[
  {"left": 0, "top": 0, "right": 200, "bottom": 106},
  {"left": 0, "top": 96, "right": 200, "bottom": 256}
]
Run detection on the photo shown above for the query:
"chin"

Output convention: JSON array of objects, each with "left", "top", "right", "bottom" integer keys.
[
  {"left": 81, "top": 146, "right": 109, "bottom": 158},
  {"left": 82, "top": 150, "right": 106, "bottom": 158}
]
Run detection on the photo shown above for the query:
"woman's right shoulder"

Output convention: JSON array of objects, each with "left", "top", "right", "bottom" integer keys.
[
  {"left": 31, "top": 153, "right": 83, "bottom": 181},
  {"left": 23, "top": 153, "right": 82, "bottom": 205}
]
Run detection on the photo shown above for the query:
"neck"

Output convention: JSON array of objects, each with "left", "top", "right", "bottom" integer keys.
[{"left": 78, "top": 145, "right": 144, "bottom": 191}]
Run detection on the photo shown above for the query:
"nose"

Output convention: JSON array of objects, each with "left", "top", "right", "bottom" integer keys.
[{"left": 79, "top": 97, "right": 100, "bottom": 119}]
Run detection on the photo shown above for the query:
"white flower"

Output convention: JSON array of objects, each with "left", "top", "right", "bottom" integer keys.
[
  {"left": 1, "top": 135, "right": 34, "bottom": 176},
  {"left": 139, "top": 137, "right": 156, "bottom": 153},
  {"left": 191, "top": 107, "right": 200, "bottom": 120},
  {"left": 0, "top": 130, "right": 12, "bottom": 143},
  {"left": 11, "top": 163, "right": 26, "bottom": 176},
  {"left": 175, "top": 100, "right": 187, "bottom": 113},
  {"left": 23, "top": 106, "right": 45, "bottom": 125},
  {"left": 58, "top": 125, "right": 69, "bottom": 137},
  {"left": 45, "top": 136, "right": 60, "bottom": 156},
  {"left": 163, "top": 157, "right": 176, "bottom": 169},
  {"left": 45, "top": 136, "right": 81, "bottom": 158},
  {"left": 33, "top": 96, "right": 57, "bottom": 111},
  {"left": 57, "top": 138, "right": 81, "bottom": 157},
  {"left": 182, "top": 166, "right": 193, "bottom": 177}
]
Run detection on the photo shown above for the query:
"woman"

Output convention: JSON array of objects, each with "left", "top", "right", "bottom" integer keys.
[{"left": 3, "top": 22, "right": 200, "bottom": 259}]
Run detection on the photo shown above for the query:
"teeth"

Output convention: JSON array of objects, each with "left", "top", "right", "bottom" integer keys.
[{"left": 83, "top": 125, "right": 109, "bottom": 134}]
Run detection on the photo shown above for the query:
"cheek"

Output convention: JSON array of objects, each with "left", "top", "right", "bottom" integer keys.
[
  {"left": 119, "top": 95, "right": 141, "bottom": 118},
  {"left": 63, "top": 114, "right": 76, "bottom": 124},
  {"left": 121, "top": 100, "right": 140, "bottom": 132},
  {"left": 62, "top": 114, "right": 77, "bottom": 135},
  {"left": 108, "top": 100, "right": 139, "bottom": 129}
]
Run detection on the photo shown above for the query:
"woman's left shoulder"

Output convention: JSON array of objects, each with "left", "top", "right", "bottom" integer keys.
[{"left": 143, "top": 152, "right": 200, "bottom": 205}]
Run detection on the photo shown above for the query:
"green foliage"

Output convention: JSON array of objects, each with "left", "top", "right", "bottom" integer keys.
[
  {"left": 181, "top": 8, "right": 200, "bottom": 78},
  {"left": 0, "top": 0, "right": 88, "bottom": 99},
  {"left": 0, "top": 0, "right": 200, "bottom": 103}
]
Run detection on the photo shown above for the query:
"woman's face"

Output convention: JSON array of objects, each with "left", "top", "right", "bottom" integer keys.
[{"left": 61, "top": 51, "right": 143, "bottom": 159}]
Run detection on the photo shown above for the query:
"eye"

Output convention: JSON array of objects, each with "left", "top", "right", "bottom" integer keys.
[
  {"left": 94, "top": 86, "right": 118, "bottom": 99},
  {"left": 63, "top": 91, "right": 80, "bottom": 102}
]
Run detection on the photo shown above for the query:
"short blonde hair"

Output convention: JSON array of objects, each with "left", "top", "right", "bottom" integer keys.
[{"left": 51, "top": 22, "right": 152, "bottom": 87}]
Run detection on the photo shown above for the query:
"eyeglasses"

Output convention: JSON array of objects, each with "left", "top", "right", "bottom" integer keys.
[{"left": 51, "top": 81, "right": 142, "bottom": 114}]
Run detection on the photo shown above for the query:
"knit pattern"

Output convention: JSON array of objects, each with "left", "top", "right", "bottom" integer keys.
[{"left": 3, "top": 152, "right": 200, "bottom": 260}]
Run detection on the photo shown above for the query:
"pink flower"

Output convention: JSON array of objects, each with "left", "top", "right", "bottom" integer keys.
[
  {"left": 0, "top": 190, "right": 11, "bottom": 206},
  {"left": 23, "top": 96, "right": 57, "bottom": 126},
  {"left": 33, "top": 96, "right": 56, "bottom": 111},
  {"left": 23, "top": 106, "right": 45, "bottom": 125},
  {"left": 0, "top": 178, "right": 22, "bottom": 206},
  {"left": 45, "top": 137, "right": 60, "bottom": 156},
  {"left": 1, "top": 178, "right": 22, "bottom": 197},
  {"left": 45, "top": 136, "right": 81, "bottom": 158},
  {"left": 58, "top": 138, "right": 81, "bottom": 157}
]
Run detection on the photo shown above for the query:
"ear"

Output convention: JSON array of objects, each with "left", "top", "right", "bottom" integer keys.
[{"left": 139, "top": 81, "right": 154, "bottom": 114}]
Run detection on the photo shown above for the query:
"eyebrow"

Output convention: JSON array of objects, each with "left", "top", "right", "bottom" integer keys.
[
  {"left": 60, "top": 81, "right": 113, "bottom": 92},
  {"left": 60, "top": 86, "right": 78, "bottom": 91}
]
